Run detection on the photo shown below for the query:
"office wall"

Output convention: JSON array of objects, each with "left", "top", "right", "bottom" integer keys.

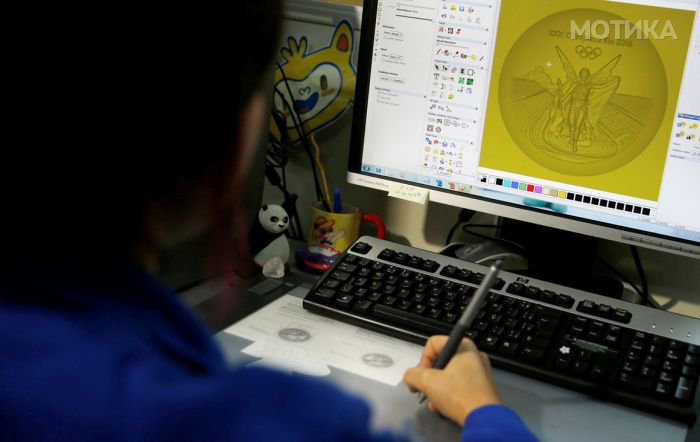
[{"left": 264, "top": 0, "right": 700, "bottom": 317}]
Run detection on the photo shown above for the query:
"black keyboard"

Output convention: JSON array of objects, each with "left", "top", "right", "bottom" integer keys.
[{"left": 303, "top": 236, "right": 700, "bottom": 423}]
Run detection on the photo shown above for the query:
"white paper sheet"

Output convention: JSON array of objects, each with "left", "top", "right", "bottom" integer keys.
[{"left": 223, "top": 294, "right": 424, "bottom": 386}]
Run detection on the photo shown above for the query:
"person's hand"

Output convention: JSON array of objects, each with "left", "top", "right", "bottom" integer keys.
[{"left": 403, "top": 336, "right": 501, "bottom": 426}]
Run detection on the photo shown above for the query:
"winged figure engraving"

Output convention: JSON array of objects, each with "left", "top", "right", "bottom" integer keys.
[{"left": 547, "top": 46, "right": 622, "bottom": 152}]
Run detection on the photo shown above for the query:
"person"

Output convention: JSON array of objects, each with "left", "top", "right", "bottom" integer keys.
[{"left": 0, "top": 3, "right": 538, "bottom": 441}]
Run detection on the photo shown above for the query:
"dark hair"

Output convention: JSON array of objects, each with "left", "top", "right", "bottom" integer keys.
[{"left": 4, "top": 4, "right": 282, "bottom": 268}]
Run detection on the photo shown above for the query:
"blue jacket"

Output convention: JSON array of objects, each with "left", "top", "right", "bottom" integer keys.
[{"left": 0, "top": 263, "right": 537, "bottom": 441}]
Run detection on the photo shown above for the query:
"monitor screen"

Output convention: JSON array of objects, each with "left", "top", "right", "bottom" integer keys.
[{"left": 348, "top": 0, "right": 700, "bottom": 258}]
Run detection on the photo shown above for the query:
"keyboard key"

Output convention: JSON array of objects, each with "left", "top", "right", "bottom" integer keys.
[
  {"left": 591, "top": 355, "right": 609, "bottom": 379},
  {"left": 682, "top": 365, "right": 698, "bottom": 377},
  {"left": 413, "top": 304, "right": 427, "bottom": 314},
  {"left": 573, "top": 359, "right": 590, "bottom": 375},
  {"left": 336, "top": 295, "right": 354, "bottom": 309},
  {"left": 499, "top": 340, "right": 519, "bottom": 357},
  {"left": 406, "top": 256, "right": 423, "bottom": 269},
  {"left": 444, "top": 311, "right": 458, "bottom": 323},
  {"left": 354, "top": 277, "right": 368, "bottom": 287},
  {"left": 648, "top": 344, "right": 663, "bottom": 356},
  {"left": 675, "top": 377, "right": 694, "bottom": 402},
  {"left": 382, "top": 296, "right": 397, "bottom": 306},
  {"left": 619, "top": 373, "right": 652, "bottom": 393},
  {"left": 352, "top": 300, "right": 372, "bottom": 314},
  {"left": 337, "top": 262, "right": 358, "bottom": 273},
  {"left": 398, "top": 300, "right": 412, "bottom": 310},
  {"left": 555, "top": 294, "right": 574, "bottom": 308},
  {"left": 330, "top": 271, "right": 351, "bottom": 281},
  {"left": 324, "top": 279, "right": 340, "bottom": 289},
  {"left": 641, "top": 366, "right": 657, "bottom": 378},
  {"left": 378, "top": 249, "right": 395, "bottom": 260},
  {"left": 655, "top": 382, "right": 673, "bottom": 396},
  {"left": 421, "top": 260, "right": 439, "bottom": 273},
  {"left": 506, "top": 282, "right": 525, "bottom": 295},
  {"left": 468, "top": 272, "right": 485, "bottom": 285},
  {"left": 669, "top": 340, "right": 687, "bottom": 351},
  {"left": 540, "top": 290, "right": 556, "bottom": 303},
  {"left": 350, "top": 242, "right": 371, "bottom": 254},
  {"left": 492, "top": 278, "right": 506, "bottom": 291},
  {"left": 455, "top": 269, "right": 472, "bottom": 282},
  {"left": 314, "top": 288, "right": 336, "bottom": 300},
  {"left": 428, "top": 308, "right": 442, "bottom": 319},
  {"left": 685, "top": 354, "right": 700, "bottom": 366},
  {"left": 612, "top": 308, "right": 632, "bottom": 324},
  {"left": 364, "top": 292, "right": 381, "bottom": 303},
  {"left": 394, "top": 253, "right": 409, "bottom": 264},
  {"left": 371, "top": 272, "right": 386, "bottom": 281},
  {"left": 440, "top": 265, "right": 458, "bottom": 278},
  {"left": 577, "top": 300, "right": 597, "bottom": 314},
  {"left": 555, "top": 356, "right": 572, "bottom": 371},
  {"left": 382, "top": 285, "right": 397, "bottom": 295},
  {"left": 596, "top": 304, "right": 613, "bottom": 318},
  {"left": 666, "top": 349, "right": 682, "bottom": 362},
  {"left": 524, "top": 286, "right": 541, "bottom": 300},
  {"left": 481, "top": 335, "right": 500, "bottom": 351},
  {"left": 371, "top": 304, "right": 451, "bottom": 335},
  {"left": 385, "top": 266, "right": 399, "bottom": 275},
  {"left": 659, "top": 371, "right": 675, "bottom": 383},
  {"left": 521, "top": 346, "right": 545, "bottom": 362},
  {"left": 662, "top": 360, "right": 678, "bottom": 372},
  {"left": 644, "top": 356, "right": 660, "bottom": 367}
]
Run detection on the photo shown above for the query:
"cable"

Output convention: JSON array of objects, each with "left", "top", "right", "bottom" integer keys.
[
  {"left": 263, "top": 163, "right": 304, "bottom": 241},
  {"left": 460, "top": 224, "right": 529, "bottom": 255},
  {"left": 308, "top": 133, "right": 332, "bottom": 209},
  {"left": 630, "top": 245, "right": 652, "bottom": 307},
  {"left": 594, "top": 256, "right": 650, "bottom": 305},
  {"left": 275, "top": 63, "right": 330, "bottom": 210},
  {"left": 271, "top": 88, "right": 325, "bottom": 204},
  {"left": 444, "top": 209, "right": 477, "bottom": 245}
]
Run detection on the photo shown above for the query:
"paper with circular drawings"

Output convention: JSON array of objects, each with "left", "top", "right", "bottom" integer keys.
[{"left": 223, "top": 293, "right": 423, "bottom": 386}]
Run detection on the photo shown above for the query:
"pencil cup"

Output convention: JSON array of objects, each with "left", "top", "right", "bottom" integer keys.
[{"left": 308, "top": 201, "right": 385, "bottom": 253}]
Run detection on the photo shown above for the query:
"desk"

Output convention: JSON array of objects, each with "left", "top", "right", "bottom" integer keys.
[{"left": 185, "top": 271, "right": 698, "bottom": 442}]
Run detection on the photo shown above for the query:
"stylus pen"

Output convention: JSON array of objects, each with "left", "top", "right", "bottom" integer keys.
[{"left": 417, "top": 260, "right": 503, "bottom": 404}]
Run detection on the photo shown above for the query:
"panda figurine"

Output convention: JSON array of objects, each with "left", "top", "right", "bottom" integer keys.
[{"left": 249, "top": 204, "right": 290, "bottom": 267}]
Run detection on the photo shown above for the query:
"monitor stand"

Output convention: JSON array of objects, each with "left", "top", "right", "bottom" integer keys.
[
  {"left": 502, "top": 219, "right": 624, "bottom": 299},
  {"left": 449, "top": 218, "right": 624, "bottom": 299}
]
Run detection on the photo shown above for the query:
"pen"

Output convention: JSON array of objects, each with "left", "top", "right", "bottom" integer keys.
[
  {"left": 417, "top": 260, "right": 503, "bottom": 404},
  {"left": 333, "top": 188, "right": 343, "bottom": 213}
]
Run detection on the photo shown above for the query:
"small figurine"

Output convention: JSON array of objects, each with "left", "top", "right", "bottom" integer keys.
[{"left": 249, "top": 204, "right": 290, "bottom": 268}]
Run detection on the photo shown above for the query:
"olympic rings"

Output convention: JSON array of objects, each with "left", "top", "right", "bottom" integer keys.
[{"left": 576, "top": 45, "right": 602, "bottom": 59}]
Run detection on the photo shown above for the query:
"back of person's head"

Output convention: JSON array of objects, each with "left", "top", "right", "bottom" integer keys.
[{"left": 3, "top": 3, "right": 282, "bottom": 270}]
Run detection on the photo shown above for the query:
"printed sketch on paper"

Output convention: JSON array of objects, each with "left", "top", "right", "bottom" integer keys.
[
  {"left": 362, "top": 353, "right": 394, "bottom": 368},
  {"left": 278, "top": 327, "right": 312, "bottom": 343}
]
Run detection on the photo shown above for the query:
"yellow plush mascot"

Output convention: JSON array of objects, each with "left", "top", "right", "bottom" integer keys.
[{"left": 270, "top": 19, "right": 356, "bottom": 144}]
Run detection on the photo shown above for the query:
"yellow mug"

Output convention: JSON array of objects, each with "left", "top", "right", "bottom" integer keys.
[{"left": 308, "top": 201, "right": 385, "bottom": 253}]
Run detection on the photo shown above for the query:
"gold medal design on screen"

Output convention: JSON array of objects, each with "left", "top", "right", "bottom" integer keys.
[{"left": 499, "top": 9, "right": 667, "bottom": 176}]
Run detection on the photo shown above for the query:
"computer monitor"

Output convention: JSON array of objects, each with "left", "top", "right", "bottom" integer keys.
[{"left": 348, "top": 0, "right": 700, "bottom": 262}]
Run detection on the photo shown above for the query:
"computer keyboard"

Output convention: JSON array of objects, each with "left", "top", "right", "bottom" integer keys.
[{"left": 302, "top": 236, "right": 700, "bottom": 423}]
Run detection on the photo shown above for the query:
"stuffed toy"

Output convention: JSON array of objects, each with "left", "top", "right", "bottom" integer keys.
[{"left": 249, "top": 204, "right": 290, "bottom": 267}]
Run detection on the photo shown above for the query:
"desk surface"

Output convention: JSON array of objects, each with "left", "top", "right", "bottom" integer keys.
[{"left": 196, "top": 275, "right": 696, "bottom": 442}]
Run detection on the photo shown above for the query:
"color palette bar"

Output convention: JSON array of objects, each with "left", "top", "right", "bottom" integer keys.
[{"left": 485, "top": 175, "right": 652, "bottom": 217}]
